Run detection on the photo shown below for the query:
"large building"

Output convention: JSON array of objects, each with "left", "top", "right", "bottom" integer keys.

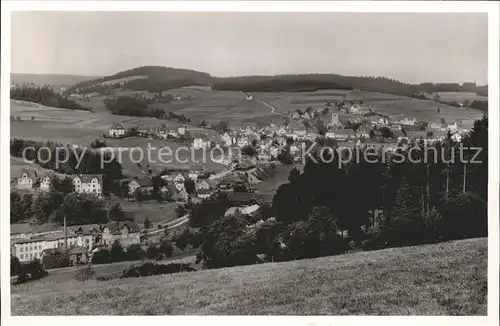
[
  {"left": 101, "top": 221, "right": 141, "bottom": 247},
  {"left": 11, "top": 227, "right": 98, "bottom": 263},
  {"left": 72, "top": 174, "right": 103, "bottom": 197}
]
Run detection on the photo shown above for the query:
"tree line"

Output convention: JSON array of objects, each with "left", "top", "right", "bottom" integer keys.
[
  {"left": 104, "top": 96, "right": 191, "bottom": 123},
  {"left": 187, "top": 116, "right": 488, "bottom": 269},
  {"left": 11, "top": 189, "right": 131, "bottom": 225},
  {"left": 11, "top": 85, "right": 87, "bottom": 111},
  {"left": 11, "top": 138, "right": 123, "bottom": 190},
  {"left": 212, "top": 74, "right": 488, "bottom": 97}
]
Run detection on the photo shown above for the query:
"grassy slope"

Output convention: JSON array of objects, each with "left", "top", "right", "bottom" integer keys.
[{"left": 11, "top": 238, "right": 487, "bottom": 315}]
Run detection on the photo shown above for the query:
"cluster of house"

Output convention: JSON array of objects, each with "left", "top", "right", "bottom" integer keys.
[
  {"left": 108, "top": 122, "right": 188, "bottom": 140},
  {"left": 13, "top": 169, "right": 104, "bottom": 196},
  {"left": 10, "top": 220, "right": 141, "bottom": 264},
  {"left": 288, "top": 100, "right": 372, "bottom": 121}
]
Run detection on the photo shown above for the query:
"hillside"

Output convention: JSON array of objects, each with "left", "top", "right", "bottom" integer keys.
[
  {"left": 66, "top": 66, "right": 214, "bottom": 94},
  {"left": 213, "top": 74, "right": 489, "bottom": 98},
  {"left": 11, "top": 238, "right": 487, "bottom": 315},
  {"left": 11, "top": 73, "right": 100, "bottom": 87},
  {"left": 61, "top": 66, "right": 489, "bottom": 100}
]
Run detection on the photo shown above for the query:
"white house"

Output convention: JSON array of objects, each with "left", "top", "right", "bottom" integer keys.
[
  {"left": 221, "top": 133, "right": 233, "bottom": 147},
  {"left": 40, "top": 174, "right": 52, "bottom": 191},
  {"left": 188, "top": 171, "right": 200, "bottom": 181},
  {"left": 276, "top": 127, "right": 287, "bottom": 136},
  {"left": 237, "top": 137, "right": 249, "bottom": 148},
  {"left": 174, "top": 172, "right": 187, "bottom": 185},
  {"left": 447, "top": 123, "right": 458, "bottom": 132},
  {"left": 72, "top": 174, "right": 103, "bottom": 197},
  {"left": 401, "top": 117, "right": 416, "bottom": 126},
  {"left": 192, "top": 137, "right": 211, "bottom": 150},
  {"left": 108, "top": 123, "right": 125, "bottom": 138},
  {"left": 16, "top": 168, "right": 38, "bottom": 189}
]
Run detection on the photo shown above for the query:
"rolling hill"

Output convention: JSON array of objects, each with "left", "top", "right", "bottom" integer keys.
[
  {"left": 65, "top": 66, "right": 214, "bottom": 94},
  {"left": 11, "top": 238, "right": 486, "bottom": 315},
  {"left": 60, "top": 65, "right": 489, "bottom": 102}
]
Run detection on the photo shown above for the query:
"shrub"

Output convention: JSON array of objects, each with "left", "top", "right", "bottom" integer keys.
[
  {"left": 91, "top": 249, "right": 111, "bottom": 265},
  {"left": 110, "top": 241, "right": 125, "bottom": 262},
  {"left": 120, "top": 262, "right": 195, "bottom": 279},
  {"left": 126, "top": 244, "right": 145, "bottom": 261},
  {"left": 74, "top": 264, "right": 95, "bottom": 283}
]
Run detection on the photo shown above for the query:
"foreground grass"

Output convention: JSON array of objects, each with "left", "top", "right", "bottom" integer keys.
[{"left": 11, "top": 238, "right": 487, "bottom": 315}]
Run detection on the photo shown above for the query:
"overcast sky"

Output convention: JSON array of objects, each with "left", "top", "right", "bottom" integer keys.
[{"left": 11, "top": 12, "right": 488, "bottom": 84}]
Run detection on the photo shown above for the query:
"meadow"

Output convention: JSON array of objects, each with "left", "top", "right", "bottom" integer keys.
[
  {"left": 433, "top": 92, "right": 488, "bottom": 103},
  {"left": 251, "top": 89, "right": 485, "bottom": 129},
  {"left": 11, "top": 238, "right": 487, "bottom": 315}
]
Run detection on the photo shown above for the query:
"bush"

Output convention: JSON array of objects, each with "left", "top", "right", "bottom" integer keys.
[
  {"left": 158, "top": 239, "right": 174, "bottom": 258},
  {"left": 15, "top": 259, "right": 48, "bottom": 284},
  {"left": 146, "top": 244, "right": 160, "bottom": 260},
  {"left": 91, "top": 249, "right": 111, "bottom": 265},
  {"left": 90, "top": 138, "right": 107, "bottom": 149},
  {"left": 74, "top": 264, "right": 95, "bottom": 283},
  {"left": 110, "top": 241, "right": 125, "bottom": 262},
  {"left": 120, "top": 262, "right": 195, "bottom": 279},
  {"left": 126, "top": 244, "right": 145, "bottom": 261}
]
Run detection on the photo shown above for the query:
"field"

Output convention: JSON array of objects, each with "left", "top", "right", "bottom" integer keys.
[
  {"left": 252, "top": 89, "right": 485, "bottom": 130},
  {"left": 11, "top": 238, "right": 487, "bottom": 315},
  {"left": 10, "top": 100, "right": 228, "bottom": 176},
  {"left": 10, "top": 85, "right": 486, "bottom": 177},
  {"left": 119, "top": 200, "right": 180, "bottom": 225},
  {"left": 433, "top": 92, "right": 488, "bottom": 103},
  {"left": 253, "top": 163, "right": 302, "bottom": 194}
]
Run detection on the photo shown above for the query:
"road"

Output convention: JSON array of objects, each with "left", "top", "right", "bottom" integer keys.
[{"left": 142, "top": 214, "right": 189, "bottom": 236}]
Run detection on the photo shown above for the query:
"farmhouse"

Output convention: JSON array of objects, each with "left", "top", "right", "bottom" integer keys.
[
  {"left": 72, "top": 174, "right": 103, "bottom": 197},
  {"left": 400, "top": 117, "right": 417, "bottom": 126},
  {"left": 221, "top": 132, "right": 233, "bottom": 147},
  {"left": 16, "top": 168, "right": 38, "bottom": 189},
  {"left": 128, "top": 178, "right": 154, "bottom": 195},
  {"left": 289, "top": 122, "right": 307, "bottom": 137},
  {"left": 101, "top": 221, "right": 141, "bottom": 248},
  {"left": 447, "top": 123, "right": 458, "bottom": 132},
  {"left": 195, "top": 179, "right": 211, "bottom": 191},
  {"left": 192, "top": 137, "right": 211, "bottom": 150},
  {"left": 39, "top": 172, "right": 53, "bottom": 191},
  {"left": 197, "top": 188, "right": 215, "bottom": 199},
  {"left": 108, "top": 123, "right": 126, "bottom": 138}
]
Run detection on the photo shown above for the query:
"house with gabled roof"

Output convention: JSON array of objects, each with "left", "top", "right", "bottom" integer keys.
[
  {"left": 109, "top": 122, "right": 126, "bottom": 138},
  {"left": 101, "top": 221, "right": 141, "bottom": 248},
  {"left": 128, "top": 177, "right": 154, "bottom": 195},
  {"left": 16, "top": 168, "right": 39, "bottom": 189},
  {"left": 39, "top": 171, "right": 54, "bottom": 191},
  {"left": 72, "top": 174, "right": 103, "bottom": 197}
]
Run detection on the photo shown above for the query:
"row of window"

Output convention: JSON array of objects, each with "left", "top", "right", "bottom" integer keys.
[
  {"left": 20, "top": 252, "right": 41, "bottom": 260},
  {"left": 20, "top": 244, "right": 42, "bottom": 252}
]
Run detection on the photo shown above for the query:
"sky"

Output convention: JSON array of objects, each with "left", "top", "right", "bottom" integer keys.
[{"left": 11, "top": 12, "right": 488, "bottom": 85}]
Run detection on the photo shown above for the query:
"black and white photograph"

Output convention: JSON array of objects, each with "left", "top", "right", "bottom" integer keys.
[{"left": 1, "top": 1, "right": 499, "bottom": 321}]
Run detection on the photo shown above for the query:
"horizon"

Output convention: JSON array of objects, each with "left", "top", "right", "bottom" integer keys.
[
  {"left": 9, "top": 69, "right": 489, "bottom": 87},
  {"left": 11, "top": 12, "right": 488, "bottom": 85}
]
